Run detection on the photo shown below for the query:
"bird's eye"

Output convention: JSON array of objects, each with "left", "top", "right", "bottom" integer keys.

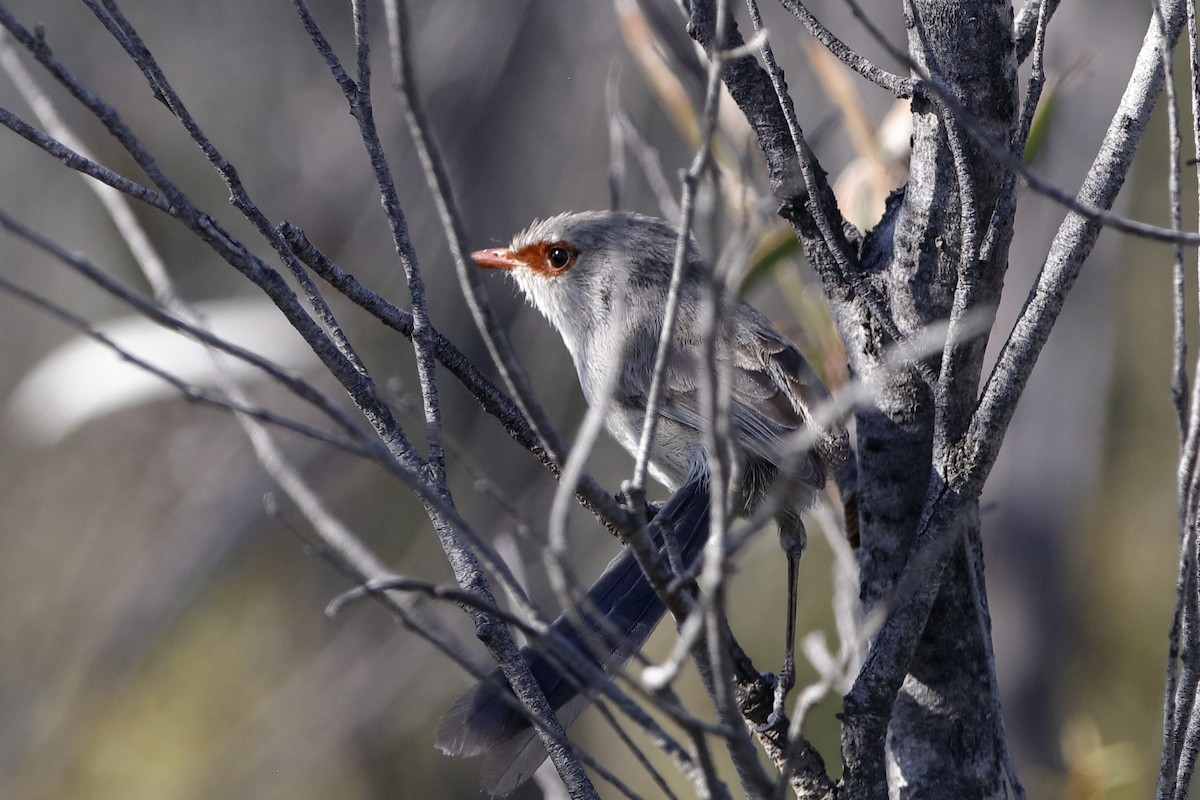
[{"left": 546, "top": 245, "right": 575, "bottom": 271}]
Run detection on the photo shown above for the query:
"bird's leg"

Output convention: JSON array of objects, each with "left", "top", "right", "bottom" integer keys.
[
  {"left": 771, "top": 514, "right": 806, "bottom": 726},
  {"left": 774, "top": 553, "right": 799, "bottom": 723}
]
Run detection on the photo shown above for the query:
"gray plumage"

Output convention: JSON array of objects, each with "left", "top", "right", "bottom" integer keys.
[
  {"left": 503, "top": 211, "right": 847, "bottom": 539},
  {"left": 440, "top": 211, "right": 849, "bottom": 795}
]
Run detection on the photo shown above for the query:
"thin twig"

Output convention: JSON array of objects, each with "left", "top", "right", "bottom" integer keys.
[
  {"left": 0, "top": 104, "right": 171, "bottom": 211},
  {"left": 1160, "top": 3, "right": 1200, "bottom": 795},
  {"left": 775, "top": 0, "right": 912, "bottom": 98},
  {"left": 1014, "top": 0, "right": 1062, "bottom": 65},
  {"left": 626, "top": 72, "right": 723, "bottom": 496},
  {"left": 608, "top": 86, "right": 682, "bottom": 222},
  {"left": 86, "top": 0, "right": 381, "bottom": 395},
  {"left": 607, "top": 66, "right": 628, "bottom": 212},
  {"left": 349, "top": 0, "right": 450, "bottom": 483},
  {"left": 0, "top": 208, "right": 371, "bottom": 446},
  {"left": 0, "top": 274, "right": 368, "bottom": 456},
  {"left": 380, "top": 0, "right": 571, "bottom": 472},
  {"left": 1155, "top": 0, "right": 1191, "bottom": 441},
  {"left": 929, "top": 98, "right": 984, "bottom": 452},
  {"left": 0, "top": 4, "right": 428, "bottom": 478}
]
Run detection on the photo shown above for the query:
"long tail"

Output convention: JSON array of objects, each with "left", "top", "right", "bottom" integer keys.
[{"left": 435, "top": 473, "right": 711, "bottom": 796}]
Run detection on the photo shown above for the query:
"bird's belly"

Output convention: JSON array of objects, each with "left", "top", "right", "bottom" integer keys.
[{"left": 606, "top": 405, "right": 701, "bottom": 491}]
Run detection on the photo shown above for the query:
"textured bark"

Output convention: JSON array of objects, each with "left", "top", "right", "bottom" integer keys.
[{"left": 853, "top": 3, "right": 1016, "bottom": 797}]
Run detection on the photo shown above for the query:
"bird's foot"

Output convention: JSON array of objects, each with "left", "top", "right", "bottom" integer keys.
[
  {"left": 767, "top": 679, "right": 790, "bottom": 730},
  {"left": 763, "top": 658, "right": 796, "bottom": 731},
  {"left": 614, "top": 489, "right": 663, "bottom": 522},
  {"left": 752, "top": 672, "right": 789, "bottom": 733}
]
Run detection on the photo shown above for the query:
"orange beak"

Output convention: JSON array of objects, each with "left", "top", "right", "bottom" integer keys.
[{"left": 471, "top": 248, "right": 522, "bottom": 271}]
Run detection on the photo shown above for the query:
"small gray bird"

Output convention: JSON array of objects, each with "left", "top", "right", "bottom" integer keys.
[{"left": 438, "top": 210, "right": 849, "bottom": 794}]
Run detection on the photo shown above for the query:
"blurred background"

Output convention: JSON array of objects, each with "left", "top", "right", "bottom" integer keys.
[{"left": 0, "top": 0, "right": 1183, "bottom": 797}]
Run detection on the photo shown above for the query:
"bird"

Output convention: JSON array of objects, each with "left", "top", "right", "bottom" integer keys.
[{"left": 436, "top": 210, "right": 850, "bottom": 795}]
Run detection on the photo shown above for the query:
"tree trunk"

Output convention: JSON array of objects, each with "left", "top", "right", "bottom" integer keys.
[{"left": 852, "top": 2, "right": 1017, "bottom": 797}]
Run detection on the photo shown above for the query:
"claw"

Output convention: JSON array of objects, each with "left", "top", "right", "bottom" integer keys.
[{"left": 752, "top": 672, "right": 784, "bottom": 733}]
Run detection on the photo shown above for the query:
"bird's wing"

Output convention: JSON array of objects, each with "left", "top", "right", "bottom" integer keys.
[
  {"left": 741, "top": 317, "right": 850, "bottom": 471},
  {"left": 615, "top": 310, "right": 848, "bottom": 485}
]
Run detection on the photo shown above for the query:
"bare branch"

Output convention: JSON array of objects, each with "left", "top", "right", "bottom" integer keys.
[
  {"left": 1159, "top": 2, "right": 1200, "bottom": 796},
  {"left": 0, "top": 103, "right": 170, "bottom": 212},
  {"left": 380, "top": 0, "right": 571, "bottom": 474},
  {"left": 775, "top": 0, "right": 912, "bottom": 98},
  {"left": 0, "top": 275, "right": 368, "bottom": 456},
  {"left": 0, "top": 208, "right": 371, "bottom": 443},
  {"left": 0, "top": 3, "right": 430, "bottom": 478},
  {"left": 1014, "top": 0, "right": 1062, "bottom": 65},
  {"left": 85, "top": 0, "right": 381, "bottom": 393}
]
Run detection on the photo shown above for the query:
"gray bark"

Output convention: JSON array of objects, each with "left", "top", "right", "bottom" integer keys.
[{"left": 853, "top": 3, "right": 1015, "bottom": 797}]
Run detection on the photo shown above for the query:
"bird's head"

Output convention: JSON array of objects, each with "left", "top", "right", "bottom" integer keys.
[{"left": 472, "top": 211, "right": 698, "bottom": 349}]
